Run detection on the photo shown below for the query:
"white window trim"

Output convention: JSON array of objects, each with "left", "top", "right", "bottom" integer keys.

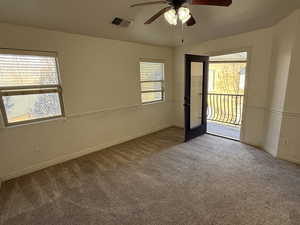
[
  {"left": 0, "top": 49, "right": 65, "bottom": 127},
  {"left": 139, "top": 59, "right": 166, "bottom": 105}
]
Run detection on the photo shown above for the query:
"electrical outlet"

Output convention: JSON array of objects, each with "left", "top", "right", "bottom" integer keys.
[
  {"left": 281, "top": 138, "right": 288, "bottom": 145},
  {"left": 35, "top": 146, "right": 41, "bottom": 152}
]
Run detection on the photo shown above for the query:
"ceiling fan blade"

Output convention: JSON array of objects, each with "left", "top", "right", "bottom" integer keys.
[
  {"left": 186, "top": 14, "right": 196, "bottom": 26},
  {"left": 130, "top": 1, "right": 166, "bottom": 7},
  {"left": 145, "top": 6, "right": 172, "bottom": 24},
  {"left": 190, "top": 0, "right": 232, "bottom": 7}
]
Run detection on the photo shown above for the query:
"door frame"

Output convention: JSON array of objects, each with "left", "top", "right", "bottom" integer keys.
[
  {"left": 184, "top": 54, "right": 209, "bottom": 142},
  {"left": 206, "top": 48, "right": 251, "bottom": 142}
]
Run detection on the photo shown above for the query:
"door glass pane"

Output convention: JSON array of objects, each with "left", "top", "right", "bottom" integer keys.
[
  {"left": 190, "top": 62, "right": 203, "bottom": 129},
  {"left": 3, "top": 93, "right": 62, "bottom": 124}
]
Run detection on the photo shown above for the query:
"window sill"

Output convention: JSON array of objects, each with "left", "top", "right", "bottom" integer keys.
[
  {"left": 2, "top": 116, "right": 66, "bottom": 129},
  {"left": 141, "top": 100, "right": 166, "bottom": 105}
]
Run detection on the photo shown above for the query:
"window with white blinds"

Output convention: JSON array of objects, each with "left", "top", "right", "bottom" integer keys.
[
  {"left": 0, "top": 51, "right": 64, "bottom": 126},
  {"left": 0, "top": 55, "right": 59, "bottom": 87},
  {"left": 140, "top": 61, "right": 165, "bottom": 104}
]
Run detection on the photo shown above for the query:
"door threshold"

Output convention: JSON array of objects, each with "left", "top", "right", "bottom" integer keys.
[{"left": 206, "top": 132, "right": 240, "bottom": 142}]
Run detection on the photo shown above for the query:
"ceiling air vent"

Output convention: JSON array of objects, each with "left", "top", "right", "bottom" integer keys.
[{"left": 112, "top": 17, "right": 132, "bottom": 28}]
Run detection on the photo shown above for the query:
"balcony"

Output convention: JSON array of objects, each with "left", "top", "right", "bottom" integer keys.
[{"left": 207, "top": 93, "right": 244, "bottom": 140}]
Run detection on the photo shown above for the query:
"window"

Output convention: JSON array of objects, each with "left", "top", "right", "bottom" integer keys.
[
  {"left": 0, "top": 50, "right": 64, "bottom": 126},
  {"left": 140, "top": 61, "right": 165, "bottom": 104},
  {"left": 209, "top": 52, "right": 248, "bottom": 94}
]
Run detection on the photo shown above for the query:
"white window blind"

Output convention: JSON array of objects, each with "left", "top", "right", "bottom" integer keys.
[
  {"left": 0, "top": 54, "right": 59, "bottom": 87},
  {"left": 0, "top": 51, "right": 64, "bottom": 126},
  {"left": 140, "top": 61, "right": 165, "bottom": 104},
  {"left": 140, "top": 62, "right": 164, "bottom": 81}
]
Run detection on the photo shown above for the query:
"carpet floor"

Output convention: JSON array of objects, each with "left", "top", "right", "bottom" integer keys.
[{"left": 1, "top": 127, "right": 300, "bottom": 225}]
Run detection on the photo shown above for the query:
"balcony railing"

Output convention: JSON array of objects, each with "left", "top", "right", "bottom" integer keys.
[{"left": 207, "top": 93, "right": 244, "bottom": 126}]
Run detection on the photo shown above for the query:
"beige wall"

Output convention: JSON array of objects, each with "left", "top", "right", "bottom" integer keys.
[
  {"left": 263, "top": 11, "right": 299, "bottom": 157},
  {"left": 173, "top": 28, "right": 274, "bottom": 147},
  {"left": 276, "top": 10, "right": 300, "bottom": 164},
  {"left": 0, "top": 23, "right": 174, "bottom": 180}
]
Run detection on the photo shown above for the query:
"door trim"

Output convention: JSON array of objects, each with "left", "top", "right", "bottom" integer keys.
[
  {"left": 184, "top": 54, "right": 209, "bottom": 142},
  {"left": 200, "top": 47, "right": 251, "bottom": 143}
]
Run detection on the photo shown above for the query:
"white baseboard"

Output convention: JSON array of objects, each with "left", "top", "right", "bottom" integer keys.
[
  {"left": 2, "top": 124, "right": 172, "bottom": 182},
  {"left": 277, "top": 155, "right": 300, "bottom": 166}
]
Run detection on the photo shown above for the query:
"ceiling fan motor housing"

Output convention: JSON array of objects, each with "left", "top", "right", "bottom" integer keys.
[{"left": 167, "top": 0, "right": 187, "bottom": 9}]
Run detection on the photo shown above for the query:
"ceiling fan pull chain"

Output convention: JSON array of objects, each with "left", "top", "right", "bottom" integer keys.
[{"left": 181, "top": 22, "right": 185, "bottom": 44}]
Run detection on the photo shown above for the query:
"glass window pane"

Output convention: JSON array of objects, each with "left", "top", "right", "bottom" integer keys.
[
  {"left": 142, "top": 92, "right": 162, "bottom": 103},
  {"left": 190, "top": 62, "right": 203, "bottom": 129},
  {"left": 3, "top": 93, "right": 62, "bottom": 124},
  {"left": 208, "top": 62, "right": 246, "bottom": 94},
  {"left": 0, "top": 54, "right": 59, "bottom": 87},
  {"left": 140, "top": 62, "right": 164, "bottom": 81},
  {"left": 210, "top": 52, "right": 247, "bottom": 62},
  {"left": 141, "top": 82, "right": 162, "bottom": 92}
]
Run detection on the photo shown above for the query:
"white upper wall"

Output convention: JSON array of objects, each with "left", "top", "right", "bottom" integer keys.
[
  {"left": 276, "top": 11, "right": 300, "bottom": 164},
  {"left": 0, "top": 23, "right": 174, "bottom": 180},
  {"left": 266, "top": 12, "right": 299, "bottom": 112},
  {"left": 284, "top": 13, "right": 300, "bottom": 113}
]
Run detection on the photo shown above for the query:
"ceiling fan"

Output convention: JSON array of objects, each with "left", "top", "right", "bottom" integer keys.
[{"left": 130, "top": 0, "right": 232, "bottom": 26}]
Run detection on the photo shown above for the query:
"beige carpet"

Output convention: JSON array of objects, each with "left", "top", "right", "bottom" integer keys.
[{"left": 1, "top": 127, "right": 300, "bottom": 225}]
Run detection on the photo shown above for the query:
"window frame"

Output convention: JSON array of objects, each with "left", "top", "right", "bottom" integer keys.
[
  {"left": 139, "top": 60, "right": 165, "bottom": 104},
  {"left": 0, "top": 49, "right": 65, "bottom": 127}
]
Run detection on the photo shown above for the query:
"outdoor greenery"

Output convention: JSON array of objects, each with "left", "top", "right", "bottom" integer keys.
[
  {"left": 209, "top": 62, "right": 246, "bottom": 95},
  {"left": 207, "top": 62, "right": 246, "bottom": 126}
]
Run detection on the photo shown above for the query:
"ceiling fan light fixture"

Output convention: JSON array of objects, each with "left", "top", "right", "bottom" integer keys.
[
  {"left": 178, "top": 7, "right": 191, "bottom": 24},
  {"left": 164, "top": 9, "right": 178, "bottom": 25},
  {"left": 133, "top": 0, "right": 233, "bottom": 27}
]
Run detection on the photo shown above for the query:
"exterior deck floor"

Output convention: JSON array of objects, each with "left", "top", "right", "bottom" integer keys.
[{"left": 207, "top": 121, "right": 240, "bottom": 140}]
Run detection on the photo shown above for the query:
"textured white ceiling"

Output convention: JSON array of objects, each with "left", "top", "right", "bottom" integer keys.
[{"left": 0, "top": 0, "right": 299, "bottom": 46}]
